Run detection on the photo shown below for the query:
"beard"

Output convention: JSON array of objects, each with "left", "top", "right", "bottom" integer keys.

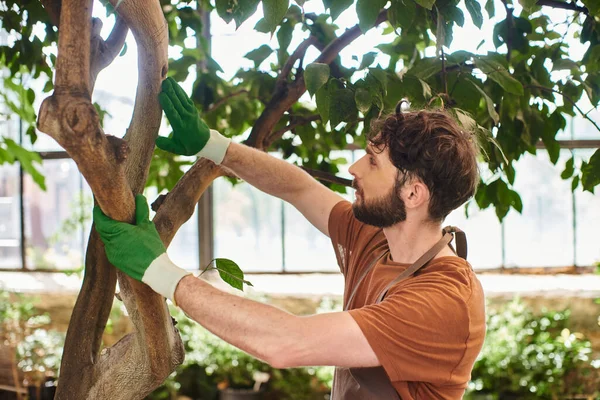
[{"left": 352, "top": 180, "right": 407, "bottom": 228}]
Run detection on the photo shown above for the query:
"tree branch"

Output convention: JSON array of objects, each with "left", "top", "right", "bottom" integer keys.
[
  {"left": 90, "top": 16, "right": 129, "bottom": 90},
  {"left": 277, "top": 35, "right": 317, "bottom": 88},
  {"left": 537, "top": 0, "right": 589, "bottom": 14},
  {"left": 441, "top": 48, "right": 448, "bottom": 94},
  {"left": 526, "top": 84, "right": 600, "bottom": 133},
  {"left": 53, "top": 0, "right": 92, "bottom": 97},
  {"left": 154, "top": 159, "right": 225, "bottom": 244},
  {"left": 245, "top": 9, "right": 389, "bottom": 150},
  {"left": 301, "top": 166, "right": 352, "bottom": 187},
  {"left": 503, "top": 0, "right": 513, "bottom": 63},
  {"left": 205, "top": 89, "right": 249, "bottom": 113},
  {"left": 267, "top": 114, "right": 321, "bottom": 144},
  {"left": 40, "top": 0, "right": 62, "bottom": 27}
]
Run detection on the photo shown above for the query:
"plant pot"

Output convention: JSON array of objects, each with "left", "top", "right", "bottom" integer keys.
[{"left": 219, "top": 388, "right": 264, "bottom": 400}]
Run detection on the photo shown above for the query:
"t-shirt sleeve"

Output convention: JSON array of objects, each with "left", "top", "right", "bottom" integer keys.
[{"left": 347, "top": 277, "right": 471, "bottom": 384}]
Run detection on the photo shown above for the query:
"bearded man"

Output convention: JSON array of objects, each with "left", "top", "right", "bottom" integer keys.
[{"left": 93, "top": 77, "right": 486, "bottom": 400}]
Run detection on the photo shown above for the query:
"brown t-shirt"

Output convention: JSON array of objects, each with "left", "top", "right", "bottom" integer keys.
[{"left": 329, "top": 201, "right": 486, "bottom": 400}]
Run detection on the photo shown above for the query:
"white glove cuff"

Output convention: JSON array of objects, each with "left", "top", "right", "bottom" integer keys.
[
  {"left": 198, "top": 129, "right": 231, "bottom": 164},
  {"left": 142, "top": 253, "right": 192, "bottom": 306}
]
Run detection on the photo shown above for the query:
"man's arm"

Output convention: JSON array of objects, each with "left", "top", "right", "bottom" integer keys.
[
  {"left": 156, "top": 77, "right": 345, "bottom": 237},
  {"left": 93, "top": 197, "right": 377, "bottom": 369},
  {"left": 175, "top": 274, "right": 381, "bottom": 369},
  {"left": 222, "top": 142, "right": 344, "bottom": 236}
]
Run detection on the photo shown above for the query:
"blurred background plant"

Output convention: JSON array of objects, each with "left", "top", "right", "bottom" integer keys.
[
  {"left": 466, "top": 297, "right": 600, "bottom": 400},
  {"left": 146, "top": 303, "right": 333, "bottom": 400},
  {"left": 0, "top": 290, "right": 64, "bottom": 400}
]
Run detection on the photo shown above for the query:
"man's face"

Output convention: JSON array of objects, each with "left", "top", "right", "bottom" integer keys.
[{"left": 349, "top": 143, "right": 407, "bottom": 228}]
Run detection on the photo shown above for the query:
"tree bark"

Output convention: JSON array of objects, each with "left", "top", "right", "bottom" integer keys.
[{"left": 37, "top": 0, "right": 184, "bottom": 399}]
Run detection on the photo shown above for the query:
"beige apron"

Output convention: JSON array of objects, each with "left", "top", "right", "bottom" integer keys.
[{"left": 331, "top": 227, "right": 468, "bottom": 400}]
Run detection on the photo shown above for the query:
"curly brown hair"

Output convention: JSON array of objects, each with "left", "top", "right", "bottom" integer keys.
[{"left": 368, "top": 104, "right": 480, "bottom": 222}]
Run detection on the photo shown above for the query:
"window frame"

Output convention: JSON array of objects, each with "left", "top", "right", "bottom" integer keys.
[{"left": 3, "top": 140, "right": 600, "bottom": 274}]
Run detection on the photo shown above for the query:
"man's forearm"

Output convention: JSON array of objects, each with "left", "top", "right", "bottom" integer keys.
[
  {"left": 174, "top": 275, "right": 301, "bottom": 367},
  {"left": 222, "top": 142, "right": 315, "bottom": 202}
]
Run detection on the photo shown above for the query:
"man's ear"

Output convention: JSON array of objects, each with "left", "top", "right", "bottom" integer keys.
[{"left": 403, "top": 179, "right": 430, "bottom": 209}]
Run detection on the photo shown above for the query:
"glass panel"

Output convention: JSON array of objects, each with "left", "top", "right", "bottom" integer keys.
[
  {"left": 571, "top": 110, "right": 600, "bottom": 140},
  {"left": 25, "top": 129, "right": 66, "bottom": 152},
  {"left": 284, "top": 150, "right": 353, "bottom": 272},
  {"left": 213, "top": 179, "right": 283, "bottom": 272},
  {"left": 573, "top": 149, "right": 600, "bottom": 266},
  {"left": 0, "top": 164, "right": 22, "bottom": 269},
  {"left": 24, "top": 159, "right": 87, "bottom": 270},
  {"left": 142, "top": 186, "right": 200, "bottom": 271},
  {"left": 168, "top": 206, "right": 199, "bottom": 271},
  {"left": 503, "top": 150, "right": 574, "bottom": 268},
  {"left": 283, "top": 203, "right": 339, "bottom": 272},
  {"left": 445, "top": 203, "right": 503, "bottom": 269}
]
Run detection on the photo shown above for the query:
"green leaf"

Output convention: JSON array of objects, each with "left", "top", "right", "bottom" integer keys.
[
  {"left": 244, "top": 44, "right": 273, "bottom": 68},
  {"left": 581, "top": 0, "right": 600, "bottom": 16},
  {"left": 571, "top": 175, "right": 580, "bottom": 192},
  {"left": 304, "top": 63, "right": 330, "bottom": 96},
  {"left": 518, "top": 0, "right": 538, "bottom": 11},
  {"left": 329, "top": 0, "right": 353, "bottom": 21},
  {"left": 468, "top": 80, "right": 500, "bottom": 124},
  {"left": 454, "top": 108, "right": 477, "bottom": 131},
  {"left": 254, "top": 18, "right": 271, "bottom": 32},
  {"left": 540, "top": 130, "right": 560, "bottom": 164},
  {"left": 263, "top": 0, "right": 289, "bottom": 33},
  {"left": 359, "top": 52, "right": 377, "bottom": 70},
  {"left": 508, "top": 188, "right": 523, "bottom": 213},
  {"left": 4, "top": 138, "right": 46, "bottom": 190},
  {"left": 330, "top": 88, "right": 356, "bottom": 128},
  {"left": 277, "top": 21, "right": 294, "bottom": 66},
  {"left": 411, "top": 57, "right": 442, "bottom": 80},
  {"left": 355, "top": 88, "right": 372, "bottom": 113},
  {"left": 414, "top": 0, "right": 435, "bottom": 9},
  {"left": 216, "top": 0, "right": 261, "bottom": 28},
  {"left": 214, "top": 258, "right": 253, "bottom": 291},
  {"left": 389, "top": 0, "right": 417, "bottom": 30},
  {"left": 474, "top": 55, "right": 524, "bottom": 95},
  {"left": 418, "top": 78, "right": 432, "bottom": 99},
  {"left": 485, "top": 0, "right": 495, "bottom": 18},
  {"left": 465, "top": 0, "right": 483, "bottom": 29},
  {"left": 552, "top": 58, "right": 580, "bottom": 72},
  {"left": 316, "top": 83, "right": 331, "bottom": 123},
  {"left": 581, "top": 149, "right": 600, "bottom": 192},
  {"left": 356, "top": 0, "right": 387, "bottom": 33},
  {"left": 368, "top": 68, "right": 388, "bottom": 93},
  {"left": 561, "top": 156, "right": 575, "bottom": 179}
]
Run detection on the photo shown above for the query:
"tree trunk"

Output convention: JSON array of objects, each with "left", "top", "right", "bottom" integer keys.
[{"left": 36, "top": 0, "right": 193, "bottom": 398}]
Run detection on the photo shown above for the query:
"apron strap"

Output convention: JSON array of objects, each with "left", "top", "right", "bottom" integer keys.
[
  {"left": 345, "top": 227, "right": 468, "bottom": 308},
  {"left": 344, "top": 250, "right": 387, "bottom": 311},
  {"left": 443, "top": 225, "right": 467, "bottom": 259},
  {"left": 375, "top": 230, "right": 456, "bottom": 304}
]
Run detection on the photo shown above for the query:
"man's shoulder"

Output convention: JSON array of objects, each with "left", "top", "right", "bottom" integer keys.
[{"left": 398, "top": 257, "right": 482, "bottom": 300}]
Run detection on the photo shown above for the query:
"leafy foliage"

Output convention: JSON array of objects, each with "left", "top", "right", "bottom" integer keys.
[
  {"left": 467, "top": 298, "right": 600, "bottom": 399},
  {"left": 2, "top": 0, "right": 600, "bottom": 219},
  {"left": 148, "top": 305, "right": 332, "bottom": 399}
]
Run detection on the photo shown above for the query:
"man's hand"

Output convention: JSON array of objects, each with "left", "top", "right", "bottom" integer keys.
[
  {"left": 157, "top": 77, "right": 231, "bottom": 164},
  {"left": 93, "top": 194, "right": 190, "bottom": 304}
]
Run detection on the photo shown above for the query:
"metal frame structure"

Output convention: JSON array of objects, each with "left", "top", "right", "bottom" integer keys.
[{"left": 2, "top": 140, "right": 600, "bottom": 274}]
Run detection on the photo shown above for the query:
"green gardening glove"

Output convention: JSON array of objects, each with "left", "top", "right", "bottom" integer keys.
[
  {"left": 93, "top": 194, "right": 191, "bottom": 304},
  {"left": 157, "top": 77, "right": 231, "bottom": 163}
]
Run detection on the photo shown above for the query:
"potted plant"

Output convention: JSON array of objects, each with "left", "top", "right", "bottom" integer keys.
[{"left": 0, "top": 290, "right": 64, "bottom": 400}]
